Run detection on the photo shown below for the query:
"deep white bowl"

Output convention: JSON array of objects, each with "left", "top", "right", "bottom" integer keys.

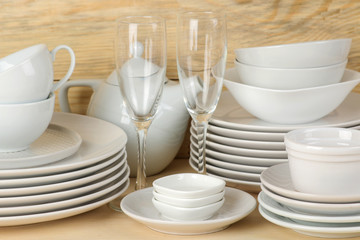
[
  {"left": 0, "top": 93, "right": 55, "bottom": 152},
  {"left": 152, "top": 197, "right": 224, "bottom": 221},
  {"left": 152, "top": 173, "right": 225, "bottom": 199},
  {"left": 234, "top": 59, "right": 347, "bottom": 90},
  {"left": 234, "top": 38, "right": 351, "bottom": 68},
  {"left": 285, "top": 127, "right": 360, "bottom": 196},
  {"left": 153, "top": 189, "right": 225, "bottom": 208},
  {"left": 223, "top": 68, "right": 360, "bottom": 124}
]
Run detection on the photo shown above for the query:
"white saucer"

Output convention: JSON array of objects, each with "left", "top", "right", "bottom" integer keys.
[
  {"left": 211, "top": 91, "right": 360, "bottom": 132},
  {"left": 0, "top": 166, "right": 129, "bottom": 216},
  {"left": 0, "top": 124, "right": 82, "bottom": 169},
  {"left": 261, "top": 184, "right": 360, "bottom": 216},
  {"left": 189, "top": 158, "right": 261, "bottom": 193},
  {"left": 190, "top": 151, "right": 260, "bottom": 182},
  {"left": 258, "top": 191, "right": 360, "bottom": 223},
  {"left": 0, "top": 157, "right": 126, "bottom": 197},
  {"left": 0, "top": 149, "right": 125, "bottom": 188},
  {"left": 0, "top": 160, "right": 128, "bottom": 207},
  {"left": 191, "top": 143, "right": 287, "bottom": 167},
  {"left": 0, "top": 179, "right": 129, "bottom": 227},
  {"left": 191, "top": 135, "right": 287, "bottom": 159},
  {"left": 260, "top": 163, "right": 360, "bottom": 203},
  {"left": 0, "top": 112, "right": 127, "bottom": 178},
  {"left": 191, "top": 126, "right": 285, "bottom": 150},
  {"left": 121, "top": 187, "right": 256, "bottom": 235},
  {"left": 259, "top": 205, "right": 360, "bottom": 238}
]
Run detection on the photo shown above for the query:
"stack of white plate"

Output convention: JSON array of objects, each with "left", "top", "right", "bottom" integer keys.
[
  {"left": 189, "top": 91, "right": 360, "bottom": 193},
  {"left": 0, "top": 112, "right": 129, "bottom": 227},
  {"left": 258, "top": 163, "right": 360, "bottom": 238}
]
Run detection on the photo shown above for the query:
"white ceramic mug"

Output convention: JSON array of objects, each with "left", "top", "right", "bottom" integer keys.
[{"left": 0, "top": 44, "right": 75, "bottom": 103}]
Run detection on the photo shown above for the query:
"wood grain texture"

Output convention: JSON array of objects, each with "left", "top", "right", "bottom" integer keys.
[{"left": 1, "top": 0, "right": 360, "bottom": 158}]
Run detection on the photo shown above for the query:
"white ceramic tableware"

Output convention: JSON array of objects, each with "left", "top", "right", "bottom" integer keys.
[
  {"left": 0, "top": 44, "right": 75, "bottom": 103},
  {"left": 234, "top": 59, "right": 347, "bottom": 90},
  {"left": 153, "top": 173, "right": 225, "bottom": 199},
  {"left": 285, "top": 127, "right": 360, "bottom": 196},
  {"left": 210, "top": 91, "right": 360, "bottom": 132},
  {"left": 0, "top": 93, "right": 55, "bottom": 152},
  {"left": 223, "top": 68, "right": 360, "bottom": 124},
  {"left": 153, "top": 189, "right": 225, "bottom": 208},
  {"left": 234, "top": 38, "right": 351, "bottom": 68},
  {"left": 59, "top": 71, "right": 189, "bottom": 177},
  {"left": 152, "top": 197, "right": 224, "bottom": 221},
  {"left": 260, "top": 163, "right": 360, "bottom": 203},
  {"left": 121, "top": 187, "right": 256, "bottom": 235}
]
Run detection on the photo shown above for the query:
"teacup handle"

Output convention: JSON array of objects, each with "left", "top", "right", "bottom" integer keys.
[{"left": 50, "top": 45, "right": 76, "bottom": 92}]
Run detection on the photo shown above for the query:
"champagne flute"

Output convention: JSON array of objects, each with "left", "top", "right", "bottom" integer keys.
[
  {"left": 177, "top": 11, "right": 227, "bottom": 174},
  {"left": 115, "top": 16, "right": 167, "bottom": 190}
]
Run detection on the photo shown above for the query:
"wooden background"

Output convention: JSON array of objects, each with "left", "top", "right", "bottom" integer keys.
[{"left": 1, "top": 0, "right": 360, "bottom": 158}]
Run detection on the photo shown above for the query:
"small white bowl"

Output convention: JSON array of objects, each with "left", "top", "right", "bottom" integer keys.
[
  {"left": 285, "top": 127, "right": 360, "bottom": 155},
  {"left": 0, "top": 93, "right": 55, "bottom": 152},
  {"left": 152, "top": 197, "right": 224, "bottom": 221},
  {"left": 223, "top": 68, "right": 360, "bottom": 124},
  {"left": 153, "top": 189, "right": 225, "bottom": 208},
  {"left": 234, "top": 38, "right": 351, "bottom": 68},
  {"left": 234, "top": 59, "right": 347, "bottom": 90},
  {"left": 152, "top": 173, "right": 225, "bottom": 199},
  {"left": 285, "top": 128, "right": 360, "bottom": 196}
]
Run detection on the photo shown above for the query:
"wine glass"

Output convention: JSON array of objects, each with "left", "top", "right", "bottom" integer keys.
[
  {"left": 113, "top": 16, "right": 166, "bottom": 202},
  {"left": 176, "top": 11, "right": 227, "bottom": 174}
]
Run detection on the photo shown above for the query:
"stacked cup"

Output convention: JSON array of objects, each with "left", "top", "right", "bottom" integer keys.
[
  {"left": 152, "top": 173, "right": 226, "bottom": 221},
  {"left": 0, "top": 44, "right": 75, "bottom": 152}
]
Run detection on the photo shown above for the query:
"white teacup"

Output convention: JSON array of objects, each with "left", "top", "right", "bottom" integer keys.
[
  {"left": 0, "top": 44, "right": 75, "bottom": 103},
  {"left": 0, "top": 93, "right": 55, "bottom": 152}
]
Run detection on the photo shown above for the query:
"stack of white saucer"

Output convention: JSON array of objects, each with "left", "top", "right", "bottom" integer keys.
[
  {"left": 0, "top": 112, "right": 130, "bottom": 226},
  {"left": 189, "top": 91, "right": 360, "bottom": 193}
]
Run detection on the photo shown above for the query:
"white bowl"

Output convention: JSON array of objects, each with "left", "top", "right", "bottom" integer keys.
[
  {"left": 285, "top": 128, "right": 360, "bottom": 196},
  {"left": 152, "top": 197, "right": 224, "bottom": 221},
  {"left": 234, "top": 38, "right": 351, "bottom": 68},
  {"left": 234, "top": 59, "right": 347, "bottom": 90},
  {"left": 152, "top": 173, "right": 225, "bottom": 199},
  {"left": 223, "top": 68, "right": 360, "bottom": 124},
  {"left": 153, "top": 189, "right": 225, "bottom": 208},
  {"left": 0, "top": 44, "right": 75, "bottom": 103},
  {"left": 0, "top": 93, "right": 55, "bottom": 152}
]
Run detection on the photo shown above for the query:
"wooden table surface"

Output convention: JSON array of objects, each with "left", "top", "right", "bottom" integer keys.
[{"left": 0, "top": 158, "right": 355, "bottom": 240}]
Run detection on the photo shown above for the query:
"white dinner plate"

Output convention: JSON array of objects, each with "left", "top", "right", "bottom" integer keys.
[
  {"left": 259, "top": 205, "right": 360, "bottom": 238},
  {"left": 0, "top": 112, "right": 127, "bottom": 178},
  {"left": 190, "top": 125, "right": 285, "bottom": 150},
  {"left": 0, "top": 165, "right": 129, "bottom": 216},
  {"left": 0, "top": 179, "right": 130, "bottom": 227},
  {"left": 260, "top": 163, "right": 360, "bottom": 203},
  {"left": 261, "top": 184, "right": 360, "bottom": 216},
  {"left": 189, "top": 158, "right": 261, "bottom": 193},
  {"left": 0, "top": 159, "right": 128, "bottom": 207},
  {"left": 190, "top": 151, "right": 260, "bottom": 182},
  {"left": 211, "top": 91, "right": 360, "bottom": 132},
  {"left": 258, "top": 191, "right": 360, "bottom": 223},
  {"left": 190, "top": 134, "right": 287, "bottom": 159},
  {"left": 0, "top": 124, "right": 82, "bottom": 169},
  {"left": 0, "top": 149, "right": 125, "bottom": 188},
  {"left": 0, "top": 157, "right": 126, "bottom": 197},
  {"left": 191, "top": 142, "right": 287, "bottom": 167},
  {"left": 121, "top": 187, "right": 256, "bottom": 235}
]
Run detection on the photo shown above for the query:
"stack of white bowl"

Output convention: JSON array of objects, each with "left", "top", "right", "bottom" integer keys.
[
  {"left": 152, "top": 173, "right": 225, "bottom": 221},
  {"left": 258, "top": 128, "right": 360, "bottom": 238},
  {"left": 0, "top": 45, "right": 130, "bottom": 226},
  {"left": 190, "top": 39, "right": 360, "bottom": 193}
]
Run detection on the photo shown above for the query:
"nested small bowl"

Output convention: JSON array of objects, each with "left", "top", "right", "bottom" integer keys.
[{"left": 285, "top": 127, "right": 360, "bottom": 196}]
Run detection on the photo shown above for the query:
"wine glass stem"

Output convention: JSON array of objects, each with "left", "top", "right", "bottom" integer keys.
[
  {"left": 134, "top": 121, "right": 150, "bottom": 190},
  {"left": 196, "top": 120, "right": 208, "bottom": 174}
]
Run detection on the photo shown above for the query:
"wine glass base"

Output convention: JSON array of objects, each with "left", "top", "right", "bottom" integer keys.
[{"left": 107, "top": 197, "right": 124, "bottom": 212}]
